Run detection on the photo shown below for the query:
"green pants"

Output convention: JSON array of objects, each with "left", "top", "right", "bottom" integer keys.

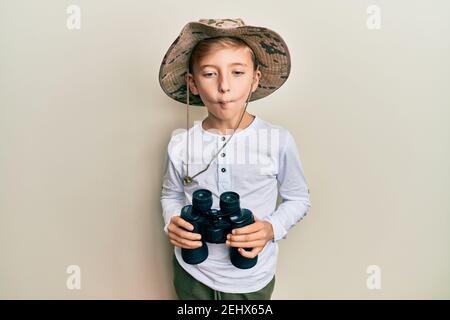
[{"left": 172, "top": 255, "right": 275, "bottom": 300}]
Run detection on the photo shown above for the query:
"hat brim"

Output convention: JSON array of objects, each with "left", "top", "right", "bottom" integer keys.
[{"left": 159, "top": 21, "right": 291, "bottom": 106}]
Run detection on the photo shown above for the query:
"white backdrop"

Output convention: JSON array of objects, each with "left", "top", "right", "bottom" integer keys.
[{"left": 1, "top": 0, "right": 449, "bottom": 299}]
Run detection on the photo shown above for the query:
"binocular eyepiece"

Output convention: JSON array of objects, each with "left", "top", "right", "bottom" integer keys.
[{"left": 180, "top": 189, "right": 258, "bottom": 269}]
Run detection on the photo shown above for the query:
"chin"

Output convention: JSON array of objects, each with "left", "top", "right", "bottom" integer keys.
[{"left": 216, "top": 109, "right": 240, "bottom": 119}]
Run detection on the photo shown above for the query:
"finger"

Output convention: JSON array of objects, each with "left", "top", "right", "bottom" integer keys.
[
  {"left": 169, "top": 239, "right": 199, "bottom": 249},
  {"left": 169, "top": 233, "right": 202, "bottom": 249},
  {"left": 172, "top": 216, "right": 194, "bottom": 231},
  {"left": 169, "top": 232, "right": 202, "bottom": 247},
  {"left": 168, "top": 219, "right": 200, "bottom": 240},
  {"left": 237, "top": 247, "right": 262, "bottom": 258},
  {"left": 169, "top": 239, "right": 186, "bottom": 248},
  {"left": 232, "top": 221, "right": 262, "bottom": 235},
  {"left": 226, "top": 240, "right": 266, "bottom": 248},
  {"left": 227, "top": 230, "right": 265, "bottom": 243},
  {"left": 169, "top": 224, "right": 202, "bottom": 241}
]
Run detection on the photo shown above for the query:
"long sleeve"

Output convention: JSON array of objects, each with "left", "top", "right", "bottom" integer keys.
[
  {"left": 160, "top": 150, "right": 186, "bottom": 235},
  {"left": 264, "top": 131, "right": 311, "bottom": 242}
]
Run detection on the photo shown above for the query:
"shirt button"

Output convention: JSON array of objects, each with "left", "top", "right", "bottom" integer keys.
[
  {"left": 221, "top": 136, "right": 226, "bottom": 141},
  {"left": 221, "top": 153, "right": 226, "bottom": 157},
  {"left": 221, "top": 168, "right": 226, "bottom": 173}
]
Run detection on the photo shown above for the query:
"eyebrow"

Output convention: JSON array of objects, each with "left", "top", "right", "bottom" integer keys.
[{"left": 199, "top": 63, "right": 248, "bottom": 69}]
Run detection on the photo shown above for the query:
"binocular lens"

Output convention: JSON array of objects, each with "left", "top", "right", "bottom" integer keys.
[
  {"left": 192, "top": 189, "right": 213, "bottom": 213},
  {"left": 219, "top": 191, "right": 240, "bottom": 214}
]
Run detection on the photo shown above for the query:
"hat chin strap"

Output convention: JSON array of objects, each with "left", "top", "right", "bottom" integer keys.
[{"left": 182, "top": 69, "right": 258, "bottom": 186}]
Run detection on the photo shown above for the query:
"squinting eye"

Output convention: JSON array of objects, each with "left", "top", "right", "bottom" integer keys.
[
  {"left": 233, "top": 71, "right": 244, "bottom": 75},
  {"left": 203, "top": 72, "right": 215, "bottom": 77}
]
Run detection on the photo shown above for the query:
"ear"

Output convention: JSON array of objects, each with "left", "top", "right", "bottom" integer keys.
[
  {"left": 186, "top": 73, "right": 199, "bottom": 95},
  {"left": 251, "top": 69, "right": 262, "bottom": 93}
]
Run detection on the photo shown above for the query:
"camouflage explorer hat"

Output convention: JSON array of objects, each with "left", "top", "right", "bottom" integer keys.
[{"left": 159, "top": 18, "right": 291, "bottom": 107}]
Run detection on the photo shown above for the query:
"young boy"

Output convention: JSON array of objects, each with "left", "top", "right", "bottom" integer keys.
[{"left": 159, "top": 19, "right": 311, "bottom": 300}]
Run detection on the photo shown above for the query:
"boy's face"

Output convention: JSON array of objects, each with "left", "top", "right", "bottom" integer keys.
[{"left": 187, "top": 46, "right": 261, "bottom": 122}]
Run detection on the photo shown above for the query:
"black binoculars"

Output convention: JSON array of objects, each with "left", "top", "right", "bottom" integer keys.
[{"left": 180, "top": 189, "right": 258, "bottom": 269}]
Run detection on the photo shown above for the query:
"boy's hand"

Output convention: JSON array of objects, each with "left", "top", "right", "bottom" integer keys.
[
  {"left": 167, "top": 215, "right": 202, "bottom": 249},
  {"left": 225, "top": 217, "right": 274, "bottom": 258}
]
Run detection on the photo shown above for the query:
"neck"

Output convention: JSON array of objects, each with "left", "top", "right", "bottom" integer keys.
[{"left": 202, "top": 111, "right": 255, "bottom": 135}]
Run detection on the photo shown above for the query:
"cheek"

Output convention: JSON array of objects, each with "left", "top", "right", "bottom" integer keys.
[
  {"left": 235, "top": 84, "right": 253, "bottom": 99},
  {"left": 196, "top": 82, "right": 216, "bottom": 98}
]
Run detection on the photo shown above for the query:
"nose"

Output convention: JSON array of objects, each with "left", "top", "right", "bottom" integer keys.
[{"left": 218, "top": 74, "right": 230, "bottom": 93}]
